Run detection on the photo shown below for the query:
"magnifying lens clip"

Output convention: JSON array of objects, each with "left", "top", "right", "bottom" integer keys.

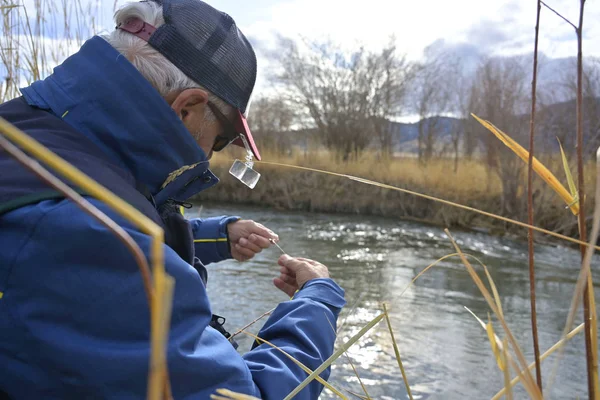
[{"left": 228, "top": 133, "right": 261, "bottom": 189}]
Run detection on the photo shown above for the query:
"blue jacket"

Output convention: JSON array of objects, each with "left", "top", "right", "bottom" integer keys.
[{"left": 0, "top": 36, "right": 345, "bottom": 399}]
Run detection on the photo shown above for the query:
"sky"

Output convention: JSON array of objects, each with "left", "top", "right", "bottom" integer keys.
[
  {"left": 89, "top": 0, "right": 600, "bottom": 95},
  {"left": 208, "top": 0, "right": 600, "bottom": 59},
  {"left": 8, "top": 0, "right": 598, "bottom": 100},
  {"left": 97, "top": 0, "right": 600, "bottom": 61}
]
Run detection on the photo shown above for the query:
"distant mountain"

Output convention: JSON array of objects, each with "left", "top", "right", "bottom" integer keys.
[
  {"left": 385, "top": 96, "right": 599, "bottom": 155},
  {"left": 280, "top": 96, "right": 599, "bottom": 157},
  {"left": 388, "top": 117, "right": 460, "bottom": 144}
]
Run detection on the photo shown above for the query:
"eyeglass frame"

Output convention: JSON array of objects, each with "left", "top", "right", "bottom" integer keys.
[{"left": 206, "top": 101, "right": 240, "bottom": 152}]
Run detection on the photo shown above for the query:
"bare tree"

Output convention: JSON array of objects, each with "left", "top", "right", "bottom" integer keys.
[
  {"left": 368, "top": 41, "right": 419, "bottom": 158},
  {"left": 249, "top": 97, "right": 295, "bottom": 155},
  {"left": 268, "top": 36, "right": 416, "bottom": 161},
  {"left": 449, "top": 58, "right": 480, "bottom": 165},
  {"left": 469, "top": 56, "right": 530, "bottom": 214},
  {"left": 559, "top": 57, "right": 600, "bottom": 157},
  {"left": 461, "top": 82, "right": 480, "bottom": 160},
  {"left": 413, "top": 51, "right": 458, "bottom": 161}
]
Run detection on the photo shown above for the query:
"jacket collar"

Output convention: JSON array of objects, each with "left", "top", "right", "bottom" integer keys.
[{"left": 20, "top": 36, "right": 218, "bottom": 205}]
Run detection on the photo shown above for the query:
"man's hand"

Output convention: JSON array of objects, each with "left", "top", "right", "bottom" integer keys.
[
  {"left": 274, "top": 255, "right": 330, "bottom": 297},
  {"left": 227, "top": 220, "right": 279, "bottom": 261}
]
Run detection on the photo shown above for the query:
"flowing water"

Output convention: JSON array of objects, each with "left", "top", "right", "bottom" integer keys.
[{"left": 189, "top": 203, "right": 597, "bottom": 399}]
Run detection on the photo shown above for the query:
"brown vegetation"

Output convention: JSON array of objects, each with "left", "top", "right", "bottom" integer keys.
[{"left": 202, "top": 150, "right": 595, "bottom": 240}]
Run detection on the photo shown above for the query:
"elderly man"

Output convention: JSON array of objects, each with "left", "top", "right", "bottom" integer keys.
[{"left": 0, "top": 0, "right": 345, "bottom": 399}]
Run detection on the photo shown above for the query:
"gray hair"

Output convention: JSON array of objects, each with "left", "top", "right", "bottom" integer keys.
[{"left": 103, "top": 1, "right": 233, "bottom": 123}]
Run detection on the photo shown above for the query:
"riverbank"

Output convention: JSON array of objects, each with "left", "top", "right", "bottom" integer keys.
[{"left": 196, "top": 151, "right": 593, "bottom": 239}]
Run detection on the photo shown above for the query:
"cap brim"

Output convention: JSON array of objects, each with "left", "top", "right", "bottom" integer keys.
[{"left": 232, "top": 110, "right": 261, "bottom": 161}]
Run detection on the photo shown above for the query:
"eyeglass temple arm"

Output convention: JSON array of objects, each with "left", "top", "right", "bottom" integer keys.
[{"left": 238, "top": 133, "right": 254, "bottom": 165}]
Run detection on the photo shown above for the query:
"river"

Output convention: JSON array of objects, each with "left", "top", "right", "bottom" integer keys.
[{"left": 189, "top": 203, "right": 597, "bottom": 399}]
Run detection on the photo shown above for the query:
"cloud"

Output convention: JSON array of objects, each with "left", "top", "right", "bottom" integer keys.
[
  {"left": 244, "top": 0, "right": 492, "bottom": 59},
  {"left": 466, "top": 20, "right": 513, "bottom": 49},
  {"left": 423, "top": 39, "right": 483, "bottom": 61},
  {"left": 27, "top": 0, "right": 598, "bottom": 95},
  {"left": 97, "top": 0, "right": 600, "bottom": 63},
  {"left": 248, "top": 0, "right": 599, "bottom": 60},
  {"left": 499, "top": 0, "right": 522, "bottom": 15}
]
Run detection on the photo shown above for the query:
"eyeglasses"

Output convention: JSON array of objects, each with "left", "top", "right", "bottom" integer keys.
[{"left": 206, "top": 101, "right": 239, "bottom": 152}]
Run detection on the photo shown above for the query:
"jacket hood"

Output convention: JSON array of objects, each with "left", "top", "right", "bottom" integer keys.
[{"left": 20, "top": 35, "right": 218, "bottom": 204}]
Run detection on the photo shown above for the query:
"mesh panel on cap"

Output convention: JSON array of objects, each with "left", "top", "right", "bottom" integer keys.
[{"left": 152, "top": 0, "right": 257, "bottom": 114}]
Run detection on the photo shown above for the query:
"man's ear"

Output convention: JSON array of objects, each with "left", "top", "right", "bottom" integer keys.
[{"left": 169, "top": 88, "right": 209, "bottom": 121}]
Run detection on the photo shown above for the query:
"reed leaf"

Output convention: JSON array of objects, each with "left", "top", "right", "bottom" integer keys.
[
  {"left": 399, "top": 253, "right": 460, "bottom": 298},
  {"left": 0, "top": 4, "right": 20, "bottom": 10},
  {"left": 400, "top": 253, "right": 493, "bottom": 299},
  {"left": 558, "top": 138, "right": 578, "bottom": 199},
  {"left": 492, "top": 323, "right": 585, "bottom": 399},
  {"left": 502, "top": 338, "right": 513, "bottom": 400},
  {"left": 211, "top": 388, "right": 261, "bottom": 400},
  {"left": 481, "top": 263, "right": 506, "bottom": 370},
  {"left": 547, "top": 146, "right": 600, "bottom": 395},
  {"left": 471, "top": 114, "right": 579, "bottom": 215},
  {"left": 464, "top": 307, "right": 539, "bottom": 399},
  {"left": 447, "top": 230, "right": 542, "bottom": 399},
  {"left": 466, "top": 309, "right": 510, "bottom": 362},
  {"left": 240, "top": 331, "right": 347, "bottom": 399},
  {"left": 149, "top": 269, "right": 175, "bottom": 400},
  {"left": 382, "top": 303, "right": 413, "bottom": 400},
  {"left": 283, "top": 314, "right": 385, "bottom": 400},
  {"left": 589, "top": 274, "right": 599, "bottom": 391},
  {"left": 486, "top": 313, "right": 505, "bottom": 371},
  {"left": 346, "top": 391, "right": 369, "bottom": 400},
  {"left": 482, "top": 265, "right": 504, "bottom": 319},
  {"left": 258, "top": 161, "right": 597, "bottom": 250},
  {"left": 325, "top": 315, "right": 370, "bottom": 399}
]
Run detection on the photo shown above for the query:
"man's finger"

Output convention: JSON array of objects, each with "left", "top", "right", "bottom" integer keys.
[
  {"left": 238, "top": 238, "right": 262, "bottom": 253},
  {"left": 280, "top": 267, "right": 297, "bottom": 282},
  {"left": 234, "top": 244, "right": 257, "bottom": 258},
  {"left": 278, "top": 272, "right": 296, "bottom": 285},
  {"left": 280, "top": 266, "right": 295, "bottom": 276},
  {"left": 278, "top": 254, "right": 307, "bottom": 272},
  {"left": 273, "top": 278, "right": 297, "bottom": 297},
  {"left": 296, "top": 257, "right": 322, "bottom": 266},
  {"left": 248, "top": 234, "right": 272, "bottom": 249},
  {"left": 250, "top": 223, "right": 279, "bottom": 241}
]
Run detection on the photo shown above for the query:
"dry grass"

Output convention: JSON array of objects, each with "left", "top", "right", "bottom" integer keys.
[
  {"left": 207, "top": 148, "right": 595, "bottom": 239},
  {"left": 1, "top": 0, "right": 101, "bottom": 102},
  {"left": 215, "top": 149, "right": 502, "bottom": 199}
]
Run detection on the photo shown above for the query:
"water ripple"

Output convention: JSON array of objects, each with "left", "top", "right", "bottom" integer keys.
[{"left": 192, "top": 203, "right": 595, "bottom": 399}]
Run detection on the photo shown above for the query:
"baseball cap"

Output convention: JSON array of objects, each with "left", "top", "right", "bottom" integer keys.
[{"left": 117, "top": 0, "right": 261, "bottom": 160}]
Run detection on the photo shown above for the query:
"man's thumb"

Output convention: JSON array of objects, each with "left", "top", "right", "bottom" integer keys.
[{"left": 279, "top": 254, "right": 300, "bottom": 270}]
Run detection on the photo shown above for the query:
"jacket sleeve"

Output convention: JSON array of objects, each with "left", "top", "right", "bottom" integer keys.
[
  {"left": 190, "top": 215, "right": 240, "bottom": 265},
  {"left": 244, "top": 279, "right": 346, "bottom": 399},
  {"left": 1, "top": 199, "right": 345, "bottom": 400}
]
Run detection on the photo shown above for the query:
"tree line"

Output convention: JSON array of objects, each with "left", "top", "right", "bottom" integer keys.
[{"left": 250, "top": 36, "right": 600, "bottom": 165}]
